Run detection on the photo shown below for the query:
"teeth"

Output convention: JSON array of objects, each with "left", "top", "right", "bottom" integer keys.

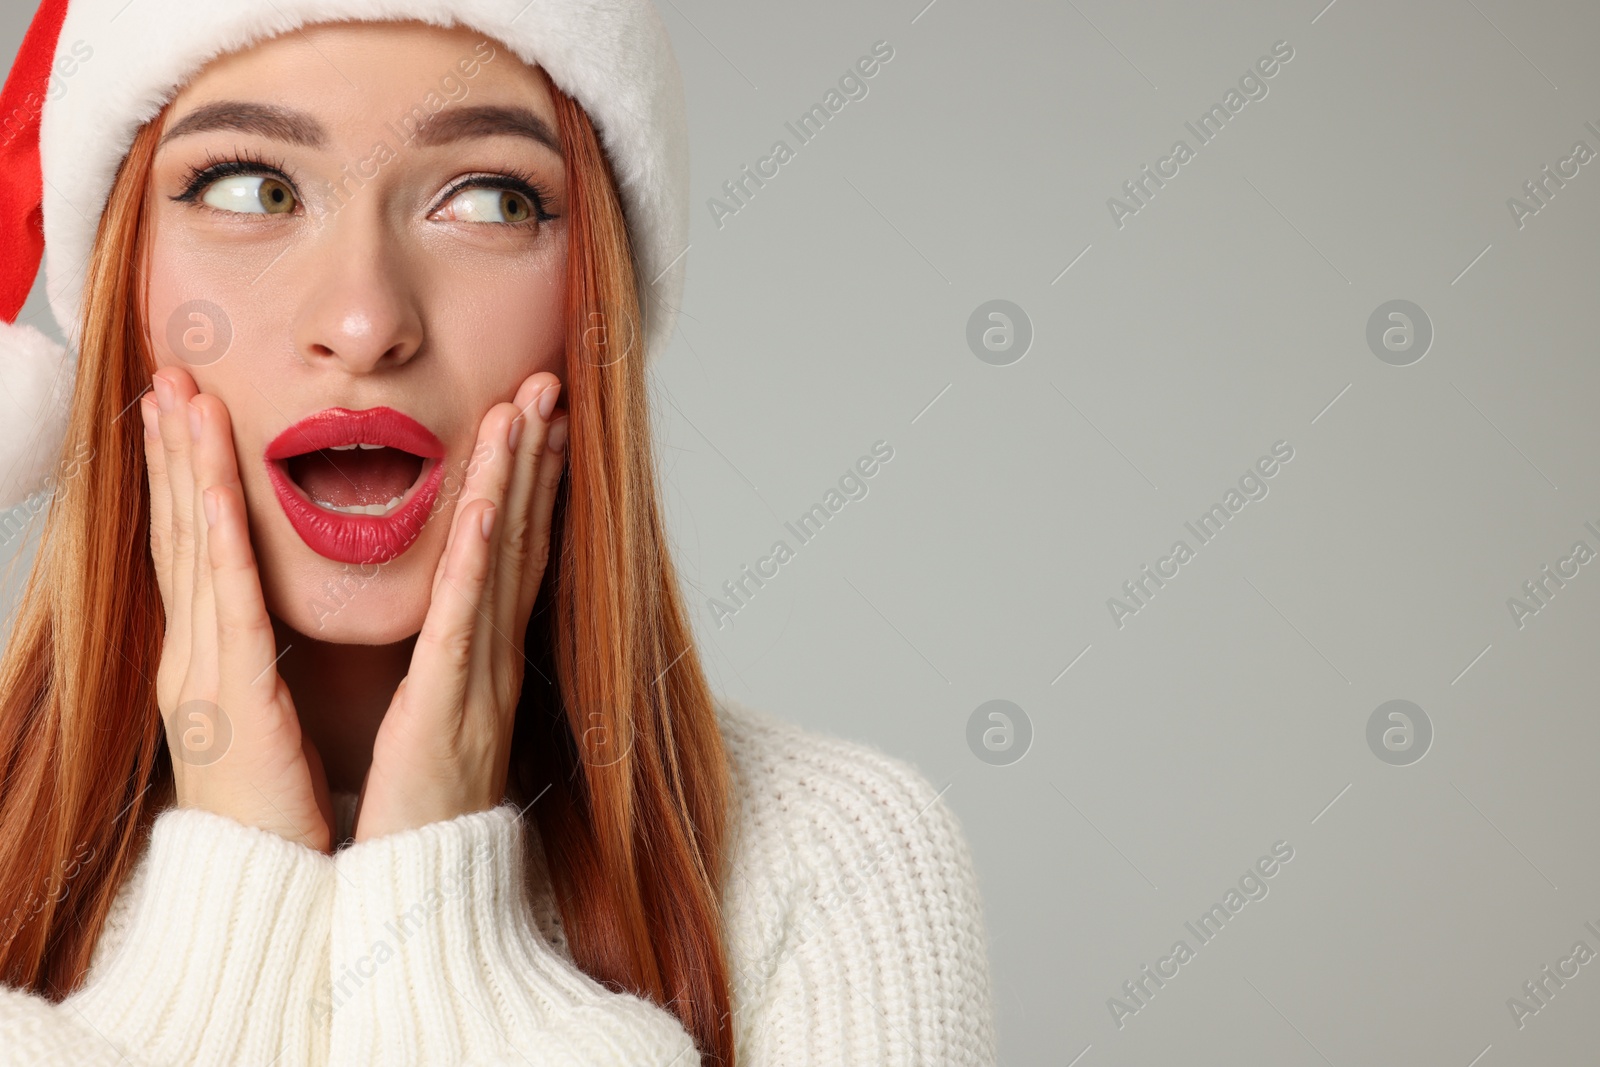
[
  {"left": 311, "top": 494, "right": 405, "bottom": 517},
  {"left": 327, "top": 442, "right": 386, "bottom": 451}
]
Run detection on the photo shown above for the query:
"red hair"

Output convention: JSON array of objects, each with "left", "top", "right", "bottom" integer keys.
[{"left": 0, "top": 75, "right": 735, "bottom": 1065}]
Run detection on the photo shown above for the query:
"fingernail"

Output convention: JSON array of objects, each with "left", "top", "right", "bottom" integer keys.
[
  {"left": 152, "top": 375, "right": 174, "bottom": 413},
  {"left": 537, "top": 381, "right": 561, "bottom": 421},
  {"left": 508, "top": 413, "right": 524, "bottom": 452},
  {"left": 141, "top": 395, "right": 159, "bottom": 441},
  {"left": 480, "top": 503, "right": 496, "bottom": 540},
  {"left": 187, "top": 398, "right": 202, "bottom": 439},
  {"left": 546, "top": 415, "right": 569, "bottom": 453},
  {"left": 203, "top": 487, "right": 219, "bottom": 528}
]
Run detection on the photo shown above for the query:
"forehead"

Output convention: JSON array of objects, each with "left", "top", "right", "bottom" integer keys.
[{"left": 160, "top": 20, "right": 555, "bottom": 133}]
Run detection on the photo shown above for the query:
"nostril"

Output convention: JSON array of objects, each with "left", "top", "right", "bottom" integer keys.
[{"left": 301, "top": 340, "right": 415, "bottom": 365}]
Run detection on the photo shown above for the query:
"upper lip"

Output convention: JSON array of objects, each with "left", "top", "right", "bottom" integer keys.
[{"left": 264, "top": 407, "right": 446, "bottom": 461}]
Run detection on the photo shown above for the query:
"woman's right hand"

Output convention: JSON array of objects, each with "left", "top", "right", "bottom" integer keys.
[{"left": 143, "top": 365, "right": 334, "bottom": 853}]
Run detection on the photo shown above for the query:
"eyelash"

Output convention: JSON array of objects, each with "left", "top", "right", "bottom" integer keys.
[
  {"left": 169, "top": 148, "right": 560, "bottom": 224},
  {"left": 172, "top": 148, "right": 288, "bottom": 206}
]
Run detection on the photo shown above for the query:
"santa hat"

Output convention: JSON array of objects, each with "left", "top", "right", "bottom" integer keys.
[{"left": 0, "top": 0, "right": 689, "bottom": 513}]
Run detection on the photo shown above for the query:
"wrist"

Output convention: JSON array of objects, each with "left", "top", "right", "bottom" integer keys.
[
  {"left": 174, "top": 794, "right": 334, "bottom": 854},
  {"left": 351, "top": 762, "right": 505, "bottom": 841}
]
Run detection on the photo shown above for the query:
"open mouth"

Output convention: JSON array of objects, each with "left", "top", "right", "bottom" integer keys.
[
  {"left": 263, "top": 406, "right": 449, "bottom": 565},
  {"left": 279, "top": 444, "right": 429, "bottom": 516}
]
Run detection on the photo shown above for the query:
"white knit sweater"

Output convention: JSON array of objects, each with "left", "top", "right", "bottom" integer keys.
[{"left": 0, "top": 699, "right": 996, "bottom": 1065}]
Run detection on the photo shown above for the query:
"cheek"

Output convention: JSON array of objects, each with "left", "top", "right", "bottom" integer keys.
[
  {"left": 145, "top": 235, "right": 260, "bottom": 486},
  {"left": 440, "top": 248, "right": 568, "bottom": 395},
  {"left": 146, "top": 240, "right": 211, "bottom": 370},
  {"left": 145, "top": 229, "right": 277, "bottom": 374}
]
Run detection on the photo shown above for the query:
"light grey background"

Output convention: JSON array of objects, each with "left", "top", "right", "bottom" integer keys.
[{"left": 7, "top": 1, "right": 1600, "bottom": 1063}]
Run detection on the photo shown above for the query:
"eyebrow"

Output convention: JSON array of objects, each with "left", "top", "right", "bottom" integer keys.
[
  {"left": 411, "top": 105, "right": 562, "bottom": 156},
  {"left": 159, "top": 102, "right": 327, "bottom": 149},
  {"left": 158, "top": 101, "right": 563, "bottom": 157}
]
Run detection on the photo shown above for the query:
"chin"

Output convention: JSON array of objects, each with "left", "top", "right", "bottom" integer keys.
[{"left": 254, "top": 522, "right": 438, "bottom": 645}]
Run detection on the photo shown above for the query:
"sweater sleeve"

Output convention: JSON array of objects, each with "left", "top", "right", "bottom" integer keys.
[
  {"left": 0, "top": 806, "right": 335, "bottom": 1067},
  {"left": 326, "top": 806, "right": 697, "bottom": 1066}
]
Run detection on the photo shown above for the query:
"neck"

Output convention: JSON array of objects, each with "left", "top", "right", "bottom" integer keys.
[{"left": 270, "top": 615, "right": 414, "bottom": 796}]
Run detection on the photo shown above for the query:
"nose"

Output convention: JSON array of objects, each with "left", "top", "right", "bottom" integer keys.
[{"left": 292, "top": 213, "right": 424, "bottom": 374}]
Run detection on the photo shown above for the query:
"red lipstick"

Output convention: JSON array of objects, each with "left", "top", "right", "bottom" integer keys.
[{"left": 264, "top": 407, "right": 447, "bottom": 565}]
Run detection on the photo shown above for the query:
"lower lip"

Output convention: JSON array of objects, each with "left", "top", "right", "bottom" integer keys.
[{"left": 265, "top": 457, "right": 445, "bottom": 565}]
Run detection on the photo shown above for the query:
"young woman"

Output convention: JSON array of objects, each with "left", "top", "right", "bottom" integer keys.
[{"left": 0, "top": 2, "right": 996, "bottom": 1065}]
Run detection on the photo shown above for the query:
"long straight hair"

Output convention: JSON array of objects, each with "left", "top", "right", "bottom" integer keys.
[{"left": 0, "top": 76, "right": 735, "bottom": 1065}]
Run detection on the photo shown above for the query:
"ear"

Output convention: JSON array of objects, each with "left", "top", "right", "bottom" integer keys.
[{"left": 0, "top": 318, "right": 73, "bottom": 515}]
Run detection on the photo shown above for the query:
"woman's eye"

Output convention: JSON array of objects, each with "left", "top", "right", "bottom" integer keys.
[
  {"left": 437, "top": 187, "right": 536, "bottom": 225},
  {"left": 201, "top": 175, "right": 297, "bottom": 215}
]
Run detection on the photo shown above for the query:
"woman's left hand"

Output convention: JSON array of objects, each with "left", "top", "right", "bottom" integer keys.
[{"left": 352, "top": 371, "right": 568, "bottom": 842}]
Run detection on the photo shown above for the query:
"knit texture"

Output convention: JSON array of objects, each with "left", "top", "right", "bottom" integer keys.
[{"left": 0, "top": 700, "right": 997, "bottom": 1065}]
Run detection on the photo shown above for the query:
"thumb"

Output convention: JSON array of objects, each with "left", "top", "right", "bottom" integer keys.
[{"left": 300, "top": 731, "right": 335, "bottom": 853}]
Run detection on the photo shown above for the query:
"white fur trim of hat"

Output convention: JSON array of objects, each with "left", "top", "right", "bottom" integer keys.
[{"left": 0, "top": 0, "right": 689, "bottom": 513}]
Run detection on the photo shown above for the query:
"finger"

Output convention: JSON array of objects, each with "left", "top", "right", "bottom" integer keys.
[
  {"left": 433, "top": 401, "right": 520, "bottom": 611},
  {"left": 498, "top": 375, "right": 561, "bottom": 631},
  {"left": 204, "top": 478, "right": 286, "bottom": 725},
  {"left": 300, "top": 734, "right": 335, "bottom": 855},
  {"left": 409, "top": 497, "right": 498, "bottom": 723},
  {"left": 515, "top": 412, "right": 567, "bottom": 627},
  {"left": 141, "top": 393, "right": 173, "bottom": 610},
  {"left": 187, "top": 396, "right": 221, "bottom": 686},
  {"left": 461, "top": 404, "right": 522, "bottom": 687},
  {"left": 154, "top": 369, "right": 201, "bottom": 646}
]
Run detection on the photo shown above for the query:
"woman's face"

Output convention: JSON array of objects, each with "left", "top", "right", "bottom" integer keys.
[{"left": 145, "top": 20, "right": 567, "bottom": 645}]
